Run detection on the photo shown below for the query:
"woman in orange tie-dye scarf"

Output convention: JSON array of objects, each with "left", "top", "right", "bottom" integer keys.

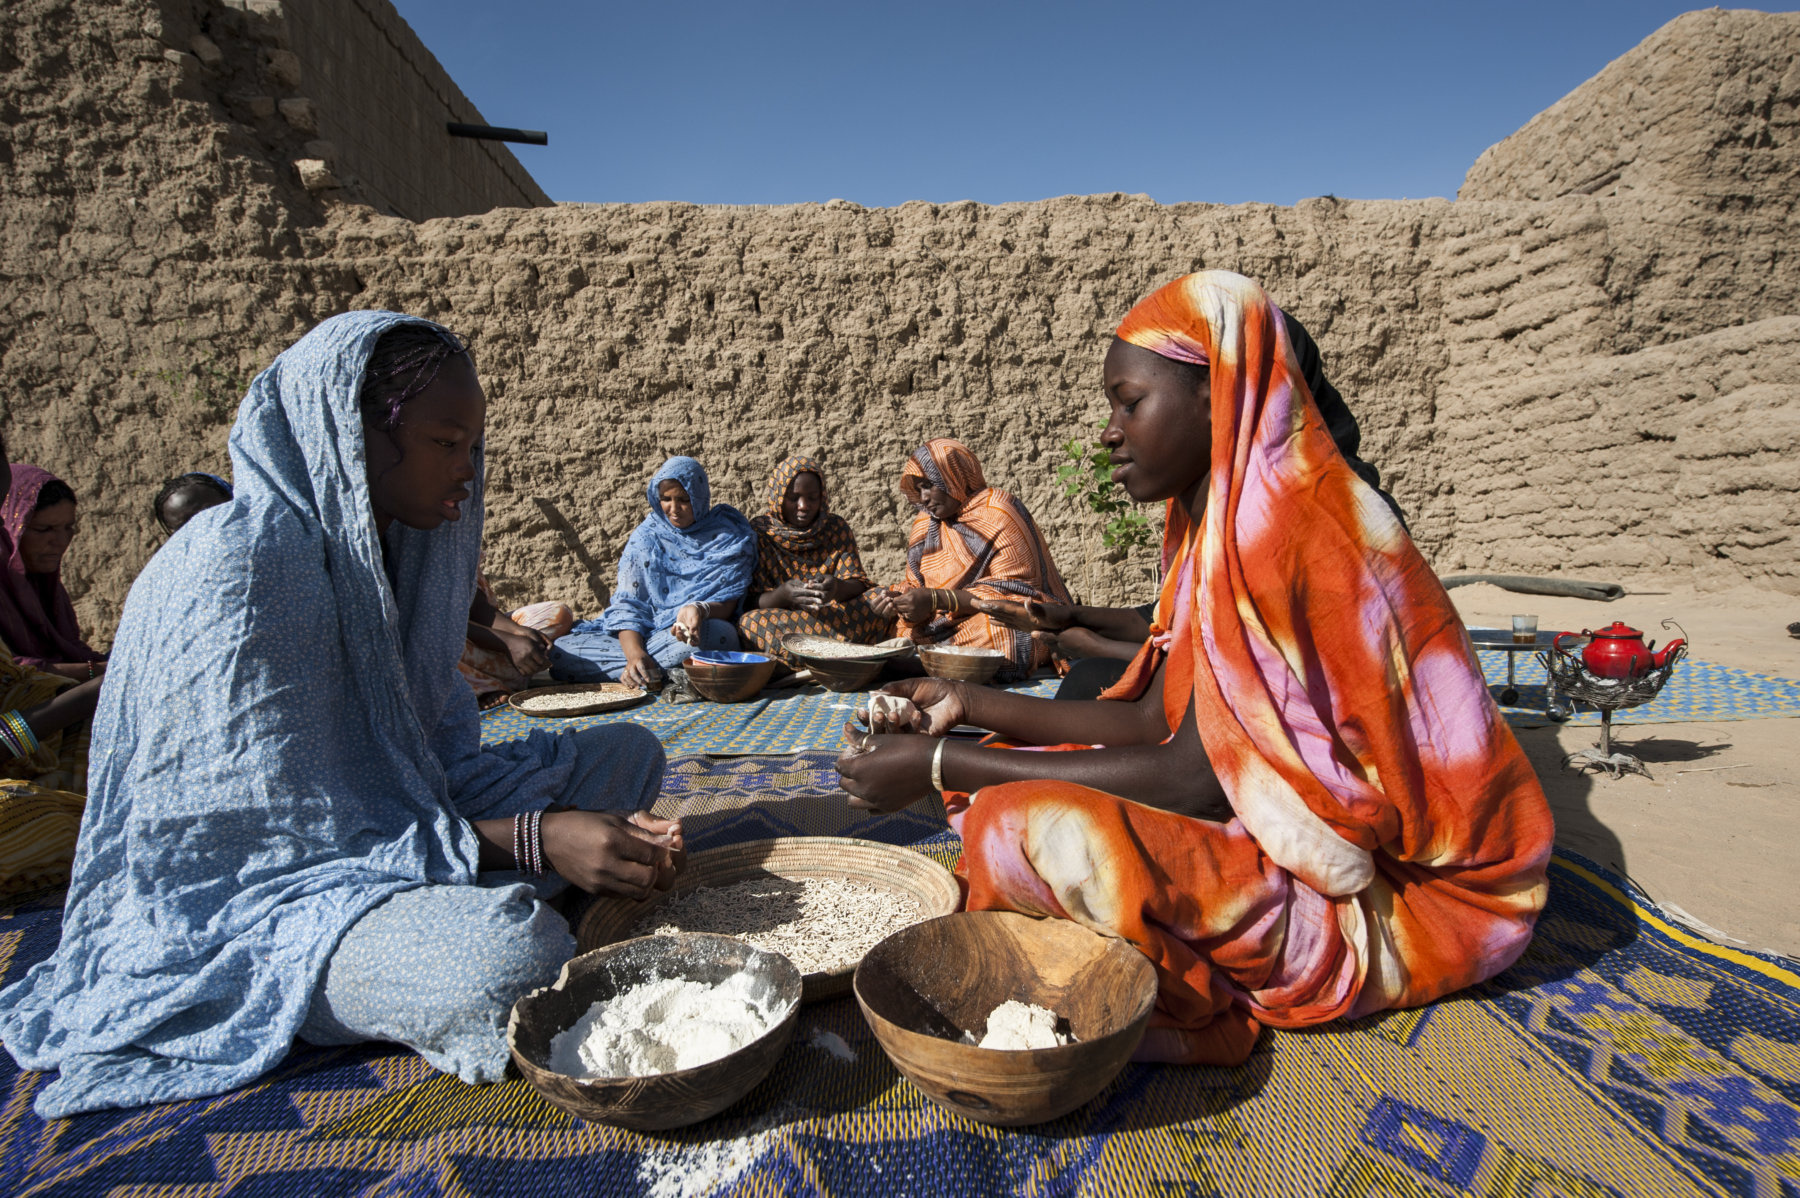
[
  {"left": 839, "top": 271, "right": 1552, "bottom": 1066},
  {"left": 875, "top": 439, "right": 1073, "bottom": 681}
]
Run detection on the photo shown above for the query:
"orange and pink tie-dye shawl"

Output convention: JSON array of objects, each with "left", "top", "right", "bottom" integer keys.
[{"left": 954, "top": 271, "right": 1552, "bottom": 1064}]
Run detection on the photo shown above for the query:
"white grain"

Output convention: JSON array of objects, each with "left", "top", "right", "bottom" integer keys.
[{"left": 633, "top": 876, "right": 924, "bottom": 975}]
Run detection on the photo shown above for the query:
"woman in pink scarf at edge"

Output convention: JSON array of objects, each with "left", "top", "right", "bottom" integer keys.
[
  {"left": 839, "top": 271, "right": 1553, "bottom": 1065},
  {"left": 1, "top": 465, "right": 107, "bottom": 680}
]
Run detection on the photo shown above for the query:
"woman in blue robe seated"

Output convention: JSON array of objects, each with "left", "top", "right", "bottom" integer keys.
[
  {"left": 0, "top": 312, "right": 682, "bottom": 1117},
  {"left": 549, "top": 457, "right": 756, "bottom": 690}
]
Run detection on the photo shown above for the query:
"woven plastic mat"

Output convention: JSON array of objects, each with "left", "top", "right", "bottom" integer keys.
[{"left": 3, "top": 751, "right": 1797, "bottom": 1196}]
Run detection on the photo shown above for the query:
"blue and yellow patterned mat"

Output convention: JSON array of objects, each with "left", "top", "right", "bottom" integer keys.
[
  {"left": 482, "top": 678, "right": 1060, "bottom": 756},
  {"left": 482, "top": 657, "right": 1800, "bottom": 759},
  {"left": 1476, "top": 650, "right": 1800, "bottom": 727},
  {"left": 3, "top": 751, "right": 1797, "bottom": 1197}
]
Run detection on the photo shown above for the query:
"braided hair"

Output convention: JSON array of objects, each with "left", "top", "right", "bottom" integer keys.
[{"left": 358, "top": 322, "right": 472, "bottom": 432}]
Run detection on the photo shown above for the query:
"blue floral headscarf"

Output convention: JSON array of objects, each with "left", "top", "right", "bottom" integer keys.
[
  {"left": 601, "top": 457, "right": 756, "bottom": 637},
  {"left": 0, "top": 311, "right": 595, "bottom": 1116}
]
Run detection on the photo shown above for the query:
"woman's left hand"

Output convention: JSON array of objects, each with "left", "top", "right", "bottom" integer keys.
[
  {"left": 671, "top": 604, "right": 704, "bottom": 644},
  {"left": 837, "top": 731, "right": 940, "bottom": 813}
]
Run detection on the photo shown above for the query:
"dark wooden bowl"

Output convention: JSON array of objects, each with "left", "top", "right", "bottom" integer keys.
[
  {"left": 507, "top": 933, "right": 802, "bottom": 1130},
  {"left": 853, "top": 911, "right": 1157, "bottom": 1126},
  {"left": 683, "top": 653, "right": 778, "bottom": 702},
  {"left": 918, "top": 645, "right": 1008, "bottom": 685},
  {"left": 576, "top": 837, "right": 961, "bottom": 1002}
]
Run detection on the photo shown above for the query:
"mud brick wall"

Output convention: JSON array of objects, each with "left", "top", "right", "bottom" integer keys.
[{"left": 1, "top": 2, "right": 1795, "bottom": 645}]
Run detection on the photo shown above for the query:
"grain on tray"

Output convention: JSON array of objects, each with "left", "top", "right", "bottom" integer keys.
[
  {"left": 924, "top": 645, "right": 1005, "bottom": 657},
  {"left": 516, "top": 688, "right": 640, "bottom": 714},
  {"left": 632, "top": 876, "right": 924, "bottom": 975},
  {"left": 789, "top": 639, "right": 893, "bottom": 660}
]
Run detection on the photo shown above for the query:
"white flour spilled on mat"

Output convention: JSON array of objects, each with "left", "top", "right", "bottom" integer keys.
[
  {"left": 637, "top": 1115, "right": 784, "bottom": 1198},
  {"left": 634, "top": 876, "right": 924, "bottom": 975},
  {"left": 548, "top": 973, "right": 775, "bottom": 1078}
]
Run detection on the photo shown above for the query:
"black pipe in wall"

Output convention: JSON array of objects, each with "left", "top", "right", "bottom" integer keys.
[{"left": 447, "top": 122, "right": 548, "bottom": 146}]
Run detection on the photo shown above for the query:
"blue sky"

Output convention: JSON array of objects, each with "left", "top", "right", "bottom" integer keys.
[{"left": 392, "top": 1, "right": 1764, "bottom": 207}]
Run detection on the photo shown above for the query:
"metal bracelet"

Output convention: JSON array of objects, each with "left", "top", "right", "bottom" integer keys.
[{"left": 931, "top": 737, "right": 948, "bottom": 795}]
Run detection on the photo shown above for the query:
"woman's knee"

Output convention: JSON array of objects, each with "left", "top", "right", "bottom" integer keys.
[
  {"left": 304, "top": 885, "right": 573, "bottom": 1054},
  {"left": 561, "top": 721, "right": 666, "bottom": 812},
  {"left": 549, "top": 640, "right": 615, "bottom": 683},
  {"left": 406, "top": 888, "right": 572, "bottom": 1020},
  {"left": 699, "top": 618, "right": 740, "bottom": 652}
]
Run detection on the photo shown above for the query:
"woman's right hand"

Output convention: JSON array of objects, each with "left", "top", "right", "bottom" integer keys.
[
  {"left": 890, "top": 588, "right": 935, "bottom": 624},
  {"left": 867, "top": 587, "right": 899, "bottom": 618},
  {"left": 769, "top": 578, "right": 824, "bottom": 611},
  {"left": 863, "top": 677, "right": 968, "bottom": 735},
  {"left": 620, "top": 652, "right": 662, "bottom": 691},
  {"left": 496, "top": 628, "right": 549, "bottom": 677},
  {"left": 50, "top": 661, "right": 105, "bottom": 682},
  {"left": 788, "top": 577, "right": 835, "bottom": 612},
  {"left": 540, "top": 810, "right": 683, "bottom": 899}
]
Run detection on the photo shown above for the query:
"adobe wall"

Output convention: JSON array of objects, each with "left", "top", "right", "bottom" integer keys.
[
  {"left": 279, "top": 0, "right": 553, "bottom": 219},
  {"left": 1, "top": 2, "right": 1796, "bottom": 645}
]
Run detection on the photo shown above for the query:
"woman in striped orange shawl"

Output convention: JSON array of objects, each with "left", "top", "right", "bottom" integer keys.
[
  {"left": 878, "top": 439, "right": 1072, "bottom": 681},
  {"left": 840, "top": 271, "right": 1552, "bottom": 1065}
]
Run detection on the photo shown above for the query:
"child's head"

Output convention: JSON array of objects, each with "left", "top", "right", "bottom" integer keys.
[{"left": 154, "top": 473, "right": 234, "bottom": 535}]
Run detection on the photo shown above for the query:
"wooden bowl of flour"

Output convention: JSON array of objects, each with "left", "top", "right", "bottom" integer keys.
[
  {"left": 854, "top": 911, "right": 1156, "bottom": 1126},
  {"left": 507, "top": 933, "right": 801, "bottom": 1130}
]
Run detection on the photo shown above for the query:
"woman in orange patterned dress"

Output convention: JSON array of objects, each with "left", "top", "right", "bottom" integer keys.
[
  {"left": 839, "top": 271, "right": 1552, "bottom": 1066},
  {"left": 876, "top": 439, "right": 1072, "bottom": 682}
]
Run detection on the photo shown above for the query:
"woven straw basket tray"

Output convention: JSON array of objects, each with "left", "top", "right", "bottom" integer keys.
[
  {"left": 508, "top": 682, "right": 651, "bottom": 718},
  {"left": 575, "top": 836, "right": 962, "bottom": 1002}
]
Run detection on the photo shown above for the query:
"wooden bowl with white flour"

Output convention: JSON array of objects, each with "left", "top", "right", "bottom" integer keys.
[
  {"left": 508, "top": 932, "right": 802, "bottom": 1130},
  {"left": 854, "top": 910, "right": 1157, "bottom": 1126},
  {"left": 576, "top": 837, "right": 961, "bottom": 1002}
]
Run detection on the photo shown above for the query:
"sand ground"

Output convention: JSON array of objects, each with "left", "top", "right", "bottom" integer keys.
[{"left": 1449, "top": 580, "right": 1800, "bottom": 959}]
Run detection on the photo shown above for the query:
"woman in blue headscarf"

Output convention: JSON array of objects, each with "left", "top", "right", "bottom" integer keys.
[
  {"left": 0, "top": 312, "right": 683, "bottom": 1117},
  {"left": 550, "top": 457, "right": 757, "bottom": 689}
]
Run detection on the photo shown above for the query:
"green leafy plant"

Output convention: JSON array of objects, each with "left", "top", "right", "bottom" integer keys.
[
  {"left": 153, "top": 355, "right": 249, "bottom": 421},
  {"left": 1056, "top": 421, "right": 1158, "bottom": 551}
]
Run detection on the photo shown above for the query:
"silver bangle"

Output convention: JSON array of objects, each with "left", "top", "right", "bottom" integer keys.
[{"left": 931, "top": 737, "right": 948, "bottom": 795}]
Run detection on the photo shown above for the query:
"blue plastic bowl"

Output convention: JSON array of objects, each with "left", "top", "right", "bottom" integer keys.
[{"left": 688, "top": 651, "right": 771, "bottom": 666}]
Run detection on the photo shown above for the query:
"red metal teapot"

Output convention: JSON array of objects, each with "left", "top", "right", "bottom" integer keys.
[{"left": 1552, "top": 621, "right": 1685, "bottom": 680}]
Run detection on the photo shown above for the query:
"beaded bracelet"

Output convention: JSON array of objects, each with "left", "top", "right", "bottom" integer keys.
[
  {"left": 512, "top": 808, "right": 546, "bottom": 875},
  {"left": 0, "top": 710, "right": 39, "bottom": 760}
]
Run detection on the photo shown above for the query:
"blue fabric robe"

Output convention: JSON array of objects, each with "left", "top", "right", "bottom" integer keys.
[{"left": 0, "top": 311, "right": 598, "bottom": 1116}]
